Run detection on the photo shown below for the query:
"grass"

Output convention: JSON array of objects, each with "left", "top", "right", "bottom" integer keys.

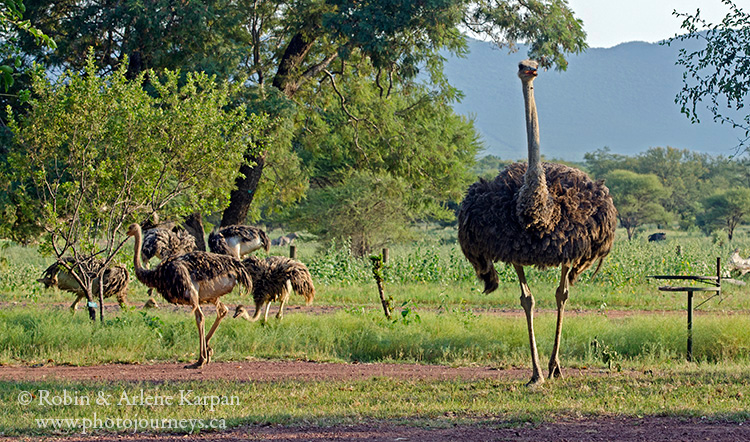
[
  {"left": 2, "top": 367, "right": 749, "bottom": 435},
  {"left": 1, "top": 307, "right": 749, "bottom": 367}
]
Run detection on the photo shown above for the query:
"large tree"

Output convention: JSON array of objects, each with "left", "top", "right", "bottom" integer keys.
[
  {"left": 10, "top": 0, "right": 587, "bottom": 225},
  {"left": 605, "top": 169, "right": 671, "bottom": 241},
  {"left": 698, "top": 188, "right": 750, "bottom": 241}
]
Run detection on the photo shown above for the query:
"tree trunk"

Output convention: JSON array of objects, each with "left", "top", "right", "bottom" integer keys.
[
  {"left": 272, "top": 32, "right": 316, "bottom": 97},
  {"left": 184, "top": 212, "right": 206, "bottom": 251},
  {"left": 222, "top": 31, "right": 322, "bottom": 224},
  {"left": 221, "top": 152, "right": 266, "bottom": 226},
  {"left": 98, "top": 277, "right": 105, "bottom": 322},
  {"left": 626, "top": 226, "right": 635, "bottom": 241}
]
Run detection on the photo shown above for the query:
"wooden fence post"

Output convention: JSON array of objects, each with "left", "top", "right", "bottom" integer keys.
[{"left": 289, "top": 245, "right": 296, "bottom": 259}]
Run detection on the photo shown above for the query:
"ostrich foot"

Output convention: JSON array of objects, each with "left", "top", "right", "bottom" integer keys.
[
  {"left": 525, "top": 375, "right": 544, "bottom": 387},
  {"left": 184, "top": 356, "right": 207, "bottom": 369},
  {"left": 548, "top": 359, "right": 563, "bottom": 379},
  {"left": 206, "top": 347, "right": 214, "bottom": 364}
]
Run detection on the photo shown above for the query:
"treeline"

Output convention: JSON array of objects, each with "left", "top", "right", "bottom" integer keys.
[
  {"left": 471, "top": 147, "right": 750, "bottom": 241},
  {"left": 583, "top": 147, "right": 750, "bottom": 240}
]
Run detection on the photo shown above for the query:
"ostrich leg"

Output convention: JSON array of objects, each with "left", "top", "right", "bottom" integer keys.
[
  {"left": 204, "top": 300, "right": 229, "bottom": 364},
  {"left": 548, "top": 265, "right": 570, "bottom": 379},
  {"left": 70, "top": 294, "right": 84, "bottom": 312},
  {"left": 276, "top": 283, "right": 291, "bottom": 320},
  {"left": 514, "top": 264, "right": 544, "bottom": 385},
  {"left": 186, "top": 303, "right": 208, "bottom": 369}
]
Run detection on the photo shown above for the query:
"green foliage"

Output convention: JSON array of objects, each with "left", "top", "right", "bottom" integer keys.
[
  {"left": 10, "top": 0, "right": 588, "bottom": 223},
  {"left": 584, "top": 147, "right": 750, "bottom": 232},
  {"left": 1, "top": 53, "right": 266, "bottom": 314},
  {"left": 605, "top": 169, "right": 671, "bottom": 240},
  {"left": 294, "top": 57, "right": 481, "bottom": 212},
  {"left": 285, "top": 171, "right": 414, "bottom": 256},
  {"left": 0, "top": 0, "right": 55, "bottom": 92},
  {"left": 2, "top": 307, "right": 750, "bottom": 366},
  {"left": 471, "top": 154, "right": 513, "bottom": 180},
  {"left": 698, "top": 188, "right": 750, "bottom": 240},
  {"left": 463, "top": 0, "right": 587, "bottom": 70},
  {"left": 668, "top": 0, "right": 750, "bottom": 149}
]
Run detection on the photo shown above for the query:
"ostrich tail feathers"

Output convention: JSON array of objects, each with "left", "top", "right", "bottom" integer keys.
[
  {"left": 588, "top": 257, "right": 605, "bottom": 281},
  {"left": 259, "top": 229, "right": 271, "bottom": 253},
  {"left": 480, "top": 269, "right": 499, "bottom": 294}
]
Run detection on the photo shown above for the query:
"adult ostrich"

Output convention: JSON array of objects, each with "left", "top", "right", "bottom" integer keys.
[
  {"left": 208, "top": 225, "right": 270, "bottom": 260},
  {"left": 127, "top": 223, "right": 252, "bottom": 368},
  {"left": 457, "top": 60, "right": 617, "bottom": 385}
]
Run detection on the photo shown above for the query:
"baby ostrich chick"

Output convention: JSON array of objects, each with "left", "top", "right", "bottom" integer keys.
[
  {"left": 37, "top": 258, "right": 129, "bottom": 311},
  {"left": 233, "top": 255, "right": 315, "bottom": 323}
]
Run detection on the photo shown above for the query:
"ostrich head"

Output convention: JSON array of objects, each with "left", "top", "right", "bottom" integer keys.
[
  {"left": 126, "top": 223, "right": 141, "bottom": 237},
  {"left": 233, "top": 305, "right": 251, "bottom": 320},
  {"left": 517, "top": 59, "right": 539, "bottom": 82}
]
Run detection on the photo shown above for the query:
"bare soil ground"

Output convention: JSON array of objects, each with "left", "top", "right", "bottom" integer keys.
[
  {"left": 4, "top": 300, "right": 747, "bottom": 319},
  {"left": 2, "top": 361, "right": 749, "bottom": 441},
  {"left": 6, "top": 416, "right": 750, "bottom": 441},
  {"left": 0, "top": 360, "right": 606, "bottom": 383}
]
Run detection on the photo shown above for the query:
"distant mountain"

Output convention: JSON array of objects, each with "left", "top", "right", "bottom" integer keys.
[{"left": 444, "top": 38, "right": 745, "bottom": 161}]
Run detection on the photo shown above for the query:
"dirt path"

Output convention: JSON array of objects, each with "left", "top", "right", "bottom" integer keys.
[
  {"left": 0, "top": 360, "right": 569, "bottom": 382},
  {"left": 4, "top": 300, "right": 746, "bottom": 319},
  {"left": 7, "top": 416, "right": 750, "bottom": 441}
]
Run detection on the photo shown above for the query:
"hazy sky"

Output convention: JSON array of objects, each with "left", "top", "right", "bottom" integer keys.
[{"left": 566, "top": 0, "right": 747, "bottom": 48}]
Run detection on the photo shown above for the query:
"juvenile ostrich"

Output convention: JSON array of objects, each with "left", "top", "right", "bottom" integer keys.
[
  {"left": 457, "top": 60, "right": 617, "bottom": 385},
  {"left": 127, "top": 223, "right": 251, "bottom": 368},
  {"left": 38, "top": 258, "right": 129, "bottom": 311},
  {"left": 141, "top": 227, "right": 197, "bottom": 265},
  {"left": 233, "top": 255, "right": 315, "bottom": 323},
  {"left": 208, "top": 225, "right": 270, "bottom": 260},
  {"left": 141, "top": 226, "right": 197, "bottom": 298}
]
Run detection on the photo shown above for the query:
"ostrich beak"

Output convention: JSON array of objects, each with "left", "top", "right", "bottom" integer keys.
[{"left": 525, "top": 69, "right": 537, "bottom": 76}]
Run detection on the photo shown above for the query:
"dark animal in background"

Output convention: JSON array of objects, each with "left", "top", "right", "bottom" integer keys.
[
  {"left": 234, "top": 255, "right": 315, "bottom": 323},
  {"left": 648, "top": 232, "right": 667, "bottom": 242},
  {"left": 208, "top": 225, "right": 270, "bottom": 259},
  {"left": 38, "top": 258, "right": 129, "bottom": 311},
  {"left": 457, "top": 59, "right": 617, "bottom": 385},
  {"left": 127, "top": 223, "right": 251, "bottom": 368},
  {"left": 271, "top": 233, "right": 299, "bottom": 247}
]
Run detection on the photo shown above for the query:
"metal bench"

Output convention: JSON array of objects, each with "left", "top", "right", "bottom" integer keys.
[{"left": 648, "top": 258, "right": 722, "bottom": 362}]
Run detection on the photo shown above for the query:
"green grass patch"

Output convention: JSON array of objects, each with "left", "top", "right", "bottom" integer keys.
[
  {"left": 1, "top": 307, "right": 749, "bottom": 367},
  {"left": 2, "top": 367, "right": 749, "bottom": 435}
]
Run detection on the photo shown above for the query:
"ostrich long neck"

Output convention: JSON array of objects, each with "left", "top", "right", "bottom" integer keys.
[
  {"left": 132, "top": 227, "right": 154, "bottom": 285},
  {"left": 523, "top": 80, "right": 543, "bottom": 174},
  {"left": 517, "top": 78, "right": 552, "bottom": 230}
]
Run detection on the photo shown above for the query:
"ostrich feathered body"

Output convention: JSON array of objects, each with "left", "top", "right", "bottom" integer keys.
[
  {"left": 208, "top": 225, "right": 270, "bottom": 256},
  {"left": 242, "top": 255, "right": 315, "bottom": 305},
  {"left": 135, "top": 251, "right": 251, "bottom": 306},
  {"left": 38, "top": 258, "right": 129, "bottom": 303},
  {"left": 458, "top": 162, "right": 617, "bottom": 293},
  {"left": 141, "top": 227, "right": 196, "bottom": 262}
]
